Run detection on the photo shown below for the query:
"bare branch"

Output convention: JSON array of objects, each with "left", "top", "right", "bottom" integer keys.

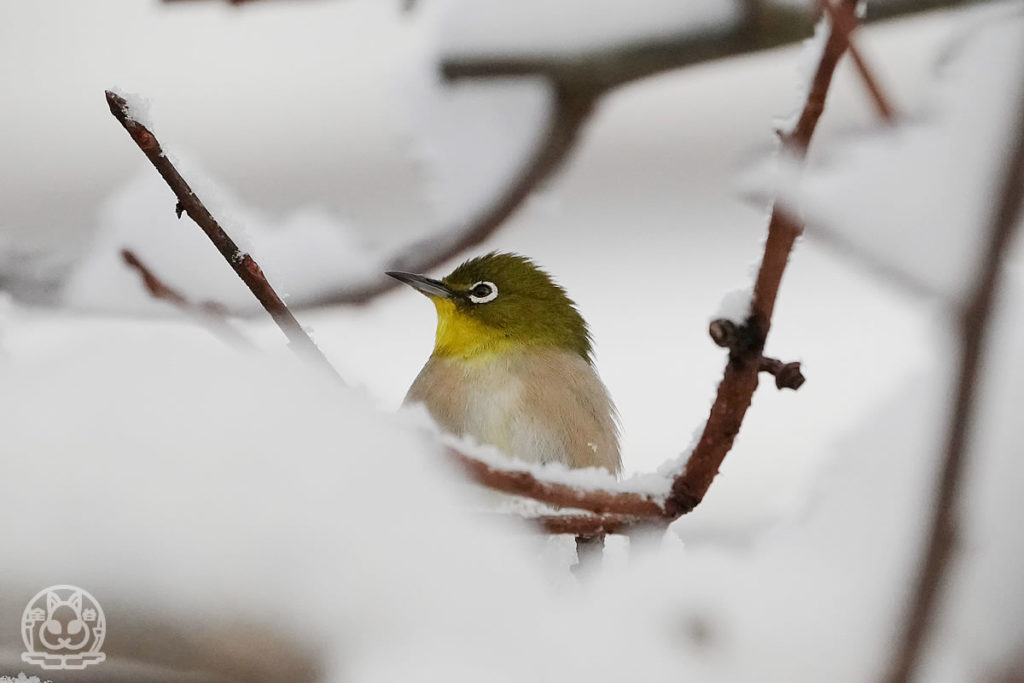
[
  {"left": 447, "top": 448, "right": 667, "bottom": 518},
  {"left": 105, "top": 91, "right": 343, "bottom": 383},
  {"left": 882, "top": 63, "right": 1024, "bottom": 683},
  {"left": 708, "top": 318, "right": 806, "bottom": 390},
  {"left": 758, "top": 357, "right": 806, "bottom": 390},
  {"left": 305, "top": 81, "right": 597, "bottom": 306},
  {"left": 441, "top": 0, "right": 990, "bottom": 93},
  {"left": 668, "top": 0, "right": 859, "bottom": 511},
  {"left": 121, "top": 249, "right": 253, "bottom": 348},
  {"left": 820, "top": 0, "right": 898, "bottom": 122}
]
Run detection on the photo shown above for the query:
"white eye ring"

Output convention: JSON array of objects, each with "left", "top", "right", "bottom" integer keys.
[{"left": 468, "top": 281, "right": 498, "bottom": 304}]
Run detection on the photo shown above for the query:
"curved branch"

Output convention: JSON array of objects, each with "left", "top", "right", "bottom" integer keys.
[
  {"left": 306, "top": 82, "right": 597, "bottom": 306},
  {"left": 448, "top": 448, "right": 666, "bottom": 517},
  {"left": 106, "top": 91, "right": 343, "bottom": 383}
]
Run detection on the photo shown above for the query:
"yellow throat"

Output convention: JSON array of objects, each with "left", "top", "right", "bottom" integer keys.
[{"left": 432, "top": 298, "right": 515, "bottom": 360}]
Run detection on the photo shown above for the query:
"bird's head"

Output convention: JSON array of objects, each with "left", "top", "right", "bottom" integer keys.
[{"left": 387, "top": 252, "right": 593, "bottom": 362}]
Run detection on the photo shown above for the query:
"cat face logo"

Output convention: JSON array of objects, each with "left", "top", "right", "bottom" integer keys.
[{"left": 21, "top": 585, "right": 106, "bottom": 670}]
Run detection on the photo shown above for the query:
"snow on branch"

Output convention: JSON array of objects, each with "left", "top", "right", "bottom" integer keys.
[
  {"left": 818, "top": 0, "right": 897, "bottom": 123},
  {"left": 105, "top": 90, "right": 343, "bottom": 383}
]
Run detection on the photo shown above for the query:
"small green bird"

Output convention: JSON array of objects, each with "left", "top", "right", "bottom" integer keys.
[{"left": 388, "top": 252, "right": 620, "bottom": 474}]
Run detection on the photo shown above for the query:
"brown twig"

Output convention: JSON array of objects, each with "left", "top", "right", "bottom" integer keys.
[
  {"left": 448, "top": 448, "right": 666, "bottom": 517},
  {"left": 121, "top": 249, "right": 253, "bottom": 348},
  {"left": 381, "top": 85, "right": 596, "bottom": 284},
  {"left": 882, "top": 65, "right": 1024, "bottom": 683},
  {"left": 304, "top": 80, "right": 599, "bottom": 306},
  {"left": 758, "top": 357, "right": 806, "bottom": 390},
  {"left": 819, "top": 0, "right": 898, "bottom": 122},
  {"left": 105, "top": 91, "right": 343, "bottom": 383},
  {"left": 536, "top": 514, "right": 647, "bottom": 536},
  {"left": 708, "top": 318, "right": 805, "bottom": 390},
  {"left": 666, "top": 2, "right": 858, "bottom": 514}
]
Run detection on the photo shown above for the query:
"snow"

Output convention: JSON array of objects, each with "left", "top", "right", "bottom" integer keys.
[
  {"left": 775, "top": 14, "right": 831, "bottom": 136},
  {"left": 438, "top": 0, "right": 742, "bottom": 58},
  {"left": 444, "top": 431, "right": 672, "bottom": 498},
  {"left": 712, "top": 287, "right": 752, "bottom": 324},
  {"left": 61, "top": 162, "right": 383, "bottom": 314},
  {"left": 107, "top": 87, "right": 153, "bottom": 129},
  {"left": 0, "top": 328, "right": 687, "bottom": 681},
  {"left": 780, "top": 5, "right": 1024, "bottom": 303}
]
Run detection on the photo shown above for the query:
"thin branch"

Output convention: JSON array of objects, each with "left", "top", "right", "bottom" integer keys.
[
  {"left": 667, "top": 1, "right": 857, "bottom": 514},
  {"left": 708, "top": 318, "right": 806, "bottom": 390},
  {"left": 440, "top": 0, "right": 989, "bottom": 93},
  {"left": 381, "top": 85, "right": 596, "bottom": 284},
  {"left": 819, "top": 0, "right": 898, "bottom": 122},
  {"left": 105, "top": 91, "right": 343, "bottom": 383},
  {"left": 882, "top": 67, "right": 1024, "bottom": 683},
  {"left": 304, "top": 81, "right": 598, "bottom": 306},
  {"left": 758, "top": 356, "right": 806, "bottom": 390},
  {"left": 121, "top": 249, "right": 253, "bottom": 348},
  {"left": 448, "top": 448, "right": 666, "bottom": 517}
]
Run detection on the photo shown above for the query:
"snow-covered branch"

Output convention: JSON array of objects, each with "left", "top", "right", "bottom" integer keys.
[{"left": 105, "top": 90, "right": 343, "bottom": 383}]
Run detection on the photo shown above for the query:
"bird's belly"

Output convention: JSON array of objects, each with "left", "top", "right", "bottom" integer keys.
[{"left": 406, "top": 356, "right": 569, "bottom": 467}]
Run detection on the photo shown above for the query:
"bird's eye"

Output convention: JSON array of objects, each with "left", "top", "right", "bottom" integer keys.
[{"left": 468, "top": 281, "right": 498, "bottom": 304}]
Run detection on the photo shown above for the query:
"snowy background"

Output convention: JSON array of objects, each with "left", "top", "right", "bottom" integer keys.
[{"left": 1, "top": 0, "right": 1023, "bottom": 681}]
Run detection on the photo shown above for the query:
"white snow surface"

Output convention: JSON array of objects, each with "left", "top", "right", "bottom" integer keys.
[
  {"left": 775, "top": 14, "right": 832, "bottom": 136},
  {"left": 713, "top": 287, "right": 753, "bottom": 324},
  {"left": 108, "top": 86, "right": 153, "bottom": 129},
  {"left": 62, "top": 160, "right": 383, "bottom": 314}
]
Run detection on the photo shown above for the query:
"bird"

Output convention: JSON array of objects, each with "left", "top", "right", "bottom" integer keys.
[{"left": 388, "top": 252, "right": 620, "bottom": 475}]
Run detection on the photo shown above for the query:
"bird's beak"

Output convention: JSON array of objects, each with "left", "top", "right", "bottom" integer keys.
[{"left": 386, "top": 271, "right": 454, "bottom": 299}]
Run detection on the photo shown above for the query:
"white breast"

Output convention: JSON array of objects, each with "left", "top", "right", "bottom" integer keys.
[{"left": 405, "top": 348, "right": 620, "bottom": 472}]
